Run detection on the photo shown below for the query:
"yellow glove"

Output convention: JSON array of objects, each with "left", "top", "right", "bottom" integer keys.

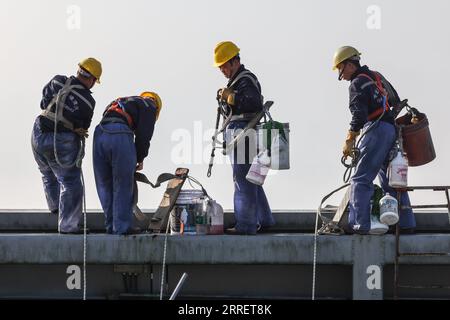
[
  {"left": 342, "top": 130, "right": 360, "bottom": 158},
  {"left": 218, "top": 87, "right": 236, "bottom": 106}
]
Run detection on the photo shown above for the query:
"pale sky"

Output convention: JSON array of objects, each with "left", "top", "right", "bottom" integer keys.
[{"left": 1, "top": 0, "right": 449, "bottom": 210}]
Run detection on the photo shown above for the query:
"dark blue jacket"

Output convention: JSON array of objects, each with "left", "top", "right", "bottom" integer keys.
[
  {"left": 348, "top": 65, "right": 397, "bottom": 132},
  {"left": 226, "top": 65, "right": 263, "bottom": 115},
  {"left": 39, "top": 75, "right": 96, "bottom": 132},
  {"left": 102, "top": 96, "right": 157, "bottom": 163}
]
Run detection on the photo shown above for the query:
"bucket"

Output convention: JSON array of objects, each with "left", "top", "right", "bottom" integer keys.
[
  {"left": 169, "top": 189, "right": 206, "bottom": 235},
  {"left": 207, "top": 200, "right": 224, "bottom": 235},
  {"left": 369, "top": 185, "right": 388, "bottom": 235},
  {"left": 379, "top": 194, "right": 399, "bottom": 226},
  {"left": 256, "top": 121, "right": 290, "bottom": 170},
  {"left": 395, "top": 112, "right": 436, "bottom": 167}
]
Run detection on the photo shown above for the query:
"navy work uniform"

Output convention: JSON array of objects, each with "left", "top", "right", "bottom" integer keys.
[
  {"left": 225, "top": 65, "right": 275, "bottom": 235},
  {"left": 347, "top": 65, "right": 416, "bottom": 233},
  {"left": 32, "top": 75, "right": 95, "bottom": 233},
  {"left": 93, "top": 96, "right": 157, "bottom": 234}
]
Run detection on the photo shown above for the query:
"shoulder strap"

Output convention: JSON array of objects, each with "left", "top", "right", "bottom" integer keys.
[
  {"left": 229, "top": 70, "right": 261, "bottom": 93},
  {"left": 357, "top": 72, "right": 386, "bottom": 96}
]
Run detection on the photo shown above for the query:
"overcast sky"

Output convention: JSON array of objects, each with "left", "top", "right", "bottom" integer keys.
[{"left": 1, "top": 0, "right": 449, "bottom": 210}]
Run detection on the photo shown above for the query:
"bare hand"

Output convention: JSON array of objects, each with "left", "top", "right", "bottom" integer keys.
[
  {"left": 74, "top": 128, "right": 89, "bottom": 138},
  {"left": 136, "top": 162, "right": 144, "bottom": 171}
]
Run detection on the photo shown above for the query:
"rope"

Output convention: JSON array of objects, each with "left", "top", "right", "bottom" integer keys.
[
  {"left": 312, "top": 200, "right": 320, "bottom": 300},
  {"left": 340, "top": 101, "right": 387, "bottom": 183},
  {"left": 50, "top": 78, "right": 88, "bottom": 299},
  {"left": 52, "top": 80, "right": 85, "bottom": 169},
  {"left": 81, "top": 169, "right": 87, "bottom": 300},
  {"left": 160, "top": 217, "right": 171, "bottom": 300},
  {"left": 312, "top": 183, "right": 350, "bottom": 300},
  {"left": 207, "top": 98, "right": 233, "bottom": 178}
]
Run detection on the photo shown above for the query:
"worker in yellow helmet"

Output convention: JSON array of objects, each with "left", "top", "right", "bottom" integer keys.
[
  {"left": 214, "top": 41, "right": 274, "bottom": 235},
  {"left": 332, "top": 46, "right": 415, "bottom": 234},
  {"left": 93, "top": 91, "right": 162, "bottom": 235},
  {"left": 31, "top": 57, "right": 102, "bottom": 234}
]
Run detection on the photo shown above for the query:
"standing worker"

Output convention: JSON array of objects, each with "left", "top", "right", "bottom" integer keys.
[
  {"left": 214, "top": 41, "right": 275, "bottom": 235},
  {"left": 332, "top": 46, "right": 416, "bottom": 234},
  {"left": 93, "top": 92, "right": 162, "bottom": 235},
  {"left": 31, "top": 58, "right": 102, "bottom": 234}
]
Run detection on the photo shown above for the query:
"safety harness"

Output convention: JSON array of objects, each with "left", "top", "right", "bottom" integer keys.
[
  {"left": 228, "top": 70, "right": 264, "bottom": 104},
  {"left": 41, "top": 78, "right": 94, "bottom": 131},
  {"left": 103, "top": 96, "right": 154, "bottom": 129},
  {"left": 357, "top": 71, "right": 390, "bottom": 121}
]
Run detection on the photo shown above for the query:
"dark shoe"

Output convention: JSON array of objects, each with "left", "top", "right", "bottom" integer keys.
[
  {"left": 225, "top": 227, "right": 256, "bottom": 235},
  {"left": 122, "top": 227, "right": 143, "bottom": 235},
  {"left": 256, "top": 224, "right": 274, "bottom": 234},
  {"left": 387, "top": 226, "right": 416, "bottom": 235},
  {"left": 60, "top": 228, "right": 89, "bottom": 235},
  {"left": 400, "top": 228, "right": 416, "bottom": 235},
  {"left": 351, "top": 229, "right": 370, "bottom": 235}
]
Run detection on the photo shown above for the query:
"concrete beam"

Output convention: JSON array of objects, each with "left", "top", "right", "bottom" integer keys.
[
  {"left": 1, "top": 210, "right": 449, "bottom": 232},
  {"left": 0, "top": 233, "right": 354, "bottom": 265},
  {"left": 1, "top": 233, "right": 450, "bottom": 265}
]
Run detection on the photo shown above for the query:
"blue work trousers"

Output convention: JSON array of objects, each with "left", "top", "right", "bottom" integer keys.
[
  {"left": 31, "top": 119, "right": 83, "bottom": 233},
  {"left": 228, "top": 121, "right": 274, "bottom": 234},
  {"left": 349, "top": 121, "right": 416, "bottom": 232},
  {"left": 93, "top": 123, "right": 136, "bottom": 234}
]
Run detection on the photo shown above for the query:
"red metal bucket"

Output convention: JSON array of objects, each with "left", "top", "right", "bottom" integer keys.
[{"left": 395, "top": 112, "right": 436, "bottom": 167}]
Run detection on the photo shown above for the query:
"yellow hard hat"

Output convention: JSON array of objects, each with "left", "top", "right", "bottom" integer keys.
[
  {"left": 140, "top": 91, "right": 162, "bottom": 120},
  {"left": 332, "top": 46, "right": 361, "bottom": 70},
  {"left": 213, "top": 41, "right": 240, "bottom": 67},
  {"left": 78, "top": 57, "right": 102, "bottom": 83}
]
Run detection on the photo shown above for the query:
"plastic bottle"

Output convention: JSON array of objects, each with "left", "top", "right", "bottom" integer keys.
[
  {"left": 246, "top": 150, "right": 271, "bottom": 185},
  {"left": 388, "top": 151, "right": 408, "bottom": 188},
  {"left": 379, "top": 194, "right": 399, "bottom": 226}
]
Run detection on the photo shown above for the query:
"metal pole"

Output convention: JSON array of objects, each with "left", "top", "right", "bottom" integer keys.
[{"left": 169, "top": 273, "right": 188, "bottom": 300}]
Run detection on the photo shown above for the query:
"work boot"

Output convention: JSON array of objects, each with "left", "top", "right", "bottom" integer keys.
[
  {"left": 387, "top": 226, "right": 416, "bottom": 235},
  {"left": 60, "top": 228, "right": 90, "bottom": 235},
  {"left": 122, "top": 227, "right": 143, "bottom": 235},
  {"left": 225, "top": 227, "right": 256, "bottom": 236},
  {"left": 256, "top": 223, "right": 275, "bottom": 234}
]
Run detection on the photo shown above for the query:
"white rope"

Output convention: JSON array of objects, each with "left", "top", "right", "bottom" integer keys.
[
  {"left": 49, "top": 77, "right": 88, "bottom": 300},
  {"left": 159, "top": 218, "right": 171, "bottom": 300},
  {"left": 312, "top": 206, "right": 320, "bottom": 300},
  {"left": 81, "top": 169, "right": 87, "bottom": 300}
]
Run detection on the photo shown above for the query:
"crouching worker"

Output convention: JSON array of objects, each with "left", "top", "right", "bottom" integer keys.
[
  {"left": 32, "top": 58, "right": 102, "bottom": 234},
  {"left": 93, "top": 92, "right": 162, "bottom": 235}
]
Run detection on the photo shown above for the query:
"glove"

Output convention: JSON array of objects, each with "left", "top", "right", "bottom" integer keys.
[
  {"left": 342, "top": 130, "right": 360, "bottom": 158},
  {"left": 74, "top": 128, "right": 89, "bottom": 138},
  {"left": 218, "top": 87, "right": 236, "bottom": 106}
]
